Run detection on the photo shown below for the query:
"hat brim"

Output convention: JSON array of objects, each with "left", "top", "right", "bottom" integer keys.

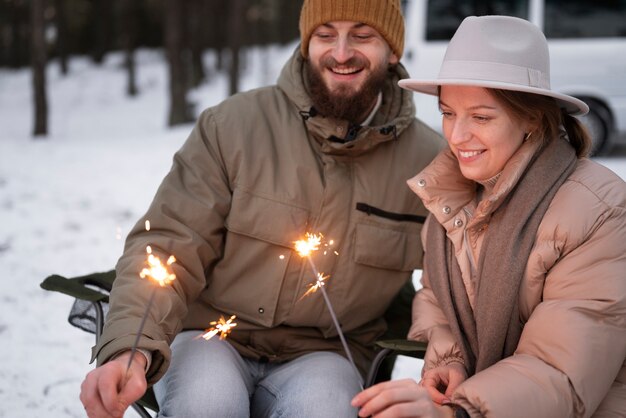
[{"left": 398, "top": 78, "right": 589, "bottom": 116}]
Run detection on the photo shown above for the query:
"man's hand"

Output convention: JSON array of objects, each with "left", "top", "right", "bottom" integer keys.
[
  {"left": 420, "top": 362, "right": 467, "bottom": 405},
  {"left": 80, "top": 351, "right": 148, "bottom": 418},
  {"left": 351, "top": 379, "right": 454, "bottom": 418}
]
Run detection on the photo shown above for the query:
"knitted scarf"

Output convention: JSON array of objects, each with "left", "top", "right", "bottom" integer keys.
[{"left": 424, "top": 137, "right": 577, "bottom": 374}]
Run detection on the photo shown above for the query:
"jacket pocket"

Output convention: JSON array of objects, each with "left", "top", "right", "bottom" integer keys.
[
  {"left": 207, "top": 188, "right": 309, "bottom": 327},
  {"left": 354, "top": 222, "right": 423, "bottom": 271}
]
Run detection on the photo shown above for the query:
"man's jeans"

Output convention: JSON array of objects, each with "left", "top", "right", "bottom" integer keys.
[{"left": 154, "top": 330, "right": 361, "bottom": 417}]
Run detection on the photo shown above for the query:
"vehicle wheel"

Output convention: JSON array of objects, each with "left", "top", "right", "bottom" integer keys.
[{"left": 577, "top": 98, "right": 612, "bottom": 156}]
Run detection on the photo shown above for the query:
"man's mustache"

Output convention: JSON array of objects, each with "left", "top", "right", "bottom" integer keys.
[{"left": 320, "top": 56, "right": 368, "bottom": 70}]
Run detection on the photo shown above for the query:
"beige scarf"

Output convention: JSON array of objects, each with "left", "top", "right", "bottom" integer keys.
[{"left": 425, "top": 137, "right": 577, "bottom": 374}]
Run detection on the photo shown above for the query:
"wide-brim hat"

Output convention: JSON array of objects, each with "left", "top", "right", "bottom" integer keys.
[{"left": 399, "top": 15, "right": 589, "bottom": 115}]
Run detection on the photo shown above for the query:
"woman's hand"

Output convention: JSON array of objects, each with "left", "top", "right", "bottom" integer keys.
[
  {"left": 351, "top": 379, "right": 453, "bottom": 418},
  {"left": 420, "top": 362, "right": 467, "bottom": 404}
]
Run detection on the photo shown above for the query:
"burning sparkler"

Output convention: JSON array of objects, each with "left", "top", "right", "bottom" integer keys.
[
  {"left": 126, "top": 223, "right": 177, "bottom": 372},
  {"left": 201, "top": 315, "right": 238, "bottom": 341},
  {"left": 294, "top": 233, "right": 363, "bottom": 389}
]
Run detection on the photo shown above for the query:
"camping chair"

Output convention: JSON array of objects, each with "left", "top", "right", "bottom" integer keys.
[
  {"left": 41, "top": 270, "right": 158, "bottom": 417},
  {"left": 41, "top": 270, "right": 426, "bottom": 417}
]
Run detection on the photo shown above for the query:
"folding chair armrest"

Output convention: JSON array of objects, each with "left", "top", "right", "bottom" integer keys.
[
  {"left": 365, "top": 339, "right": 427, "bottom": 388},
  {"left": 40, "top": 270, "right": 116, "bottom": 303},
  {"left": 374, "top": 339, "right": 427, "bottom": 357},
  {"left": 40, "top": 270, "right": 117, "bottom": 337}
]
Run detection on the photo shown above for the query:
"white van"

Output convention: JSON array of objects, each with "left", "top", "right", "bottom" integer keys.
[{"left": 402, "top": 0, "right": 626, "bottom": 155}]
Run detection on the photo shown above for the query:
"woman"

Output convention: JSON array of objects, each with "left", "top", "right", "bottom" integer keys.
[{"left": 352, "top": 15, "right": 626, "bottom": 418}]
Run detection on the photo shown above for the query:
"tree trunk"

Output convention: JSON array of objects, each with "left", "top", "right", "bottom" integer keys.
[
  {"left": 205, "top": 0, "right": 228, "bottom": 73},
  {"left": 9, "top": 1, "right": 30, "bottom": 68},
  {"left": 187, "top": 0, "right": 206, "bottom": 87},
  {"left": 228, "top": 0, "right": 245, "bottom": 96},
  {"left": 31, "top": 0, "right": 48, "bottom": 137},
  {"left": 54, "top": 0, "right": 68, "bottom": 75},
  {"left": 164, "top": 0, "right": 192, "bottom": 126},
  {"left": 120, "top": 0, "right": 138, "bottom": 96},
  {"left": 91, "top": 0, "right": 111, "bottom": 64},
  {"left": 277, "top": 0, "right": 302, "bottom": 44}
]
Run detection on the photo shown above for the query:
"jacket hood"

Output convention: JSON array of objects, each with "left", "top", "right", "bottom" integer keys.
[{"left": 277, "top": 46, "right": 416, "bottom": 155}]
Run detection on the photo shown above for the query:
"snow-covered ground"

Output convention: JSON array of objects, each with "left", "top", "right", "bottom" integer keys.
[{"left": 1, "top": 44, "right": 625, "bottom": 417}]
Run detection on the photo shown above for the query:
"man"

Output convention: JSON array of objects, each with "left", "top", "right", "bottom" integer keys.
[{"left": 80, "top": 0, "right": 443, "bottom": 416}]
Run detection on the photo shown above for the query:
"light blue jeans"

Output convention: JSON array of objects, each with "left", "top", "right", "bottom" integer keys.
[{"left": 153, "top": 330, "right": 361, "bottom": 417}]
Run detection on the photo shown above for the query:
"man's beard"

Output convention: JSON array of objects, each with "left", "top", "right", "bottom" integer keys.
[{"left": 306, "top": 56, "right": 390, "bottom": 124}]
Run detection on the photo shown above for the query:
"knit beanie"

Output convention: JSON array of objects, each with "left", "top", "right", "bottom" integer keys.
[{"left": 299, "top": 0, "right": 405, "bottom": 59}]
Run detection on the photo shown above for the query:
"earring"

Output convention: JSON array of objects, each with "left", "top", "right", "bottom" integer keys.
[{"left": 524, "top": 132, "right": 533, "bottom": 141}]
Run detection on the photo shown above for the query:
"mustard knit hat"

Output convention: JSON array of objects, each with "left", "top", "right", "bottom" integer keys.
[{"left": 299, "top": 0, "right": 405, "bottom": 59}]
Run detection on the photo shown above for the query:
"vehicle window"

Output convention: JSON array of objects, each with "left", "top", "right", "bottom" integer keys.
[
  {"left": 425, "top": 0, "right": 530, "bottom": 40},
  {"left": 544, "top": 0, "right": 626, "bottom": 38}
]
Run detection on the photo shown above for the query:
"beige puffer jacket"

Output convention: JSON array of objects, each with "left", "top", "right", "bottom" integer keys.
[
  {"left": 408, "top": 140, "right": 626, "bottom": 417},
  {"left": 92, "top": 48, "right": 444, "bottom": 383}
]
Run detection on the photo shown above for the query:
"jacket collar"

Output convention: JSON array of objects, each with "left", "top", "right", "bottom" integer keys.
[
  {"left": 408, "top": 138, "right": 542, "bottom": 229},
  {"left": 277, "top": 47, "right": 416, "bottom": 156}
]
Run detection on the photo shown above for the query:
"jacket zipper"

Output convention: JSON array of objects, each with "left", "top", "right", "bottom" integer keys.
[{"left": 356, "top": 202, "right": 426, "bottom": 223}]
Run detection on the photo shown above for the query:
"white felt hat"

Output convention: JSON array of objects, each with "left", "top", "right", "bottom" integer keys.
[{"left": 399, "top": 15, "right": 588, "bottom": 115}]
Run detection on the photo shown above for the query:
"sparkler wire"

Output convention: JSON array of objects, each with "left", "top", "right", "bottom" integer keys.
[
  {"left": 125, "top": 286, "right": 157, "bottom": 373},
  {"left": 305, "top": 256, "right": 364, "bottom": 389}
]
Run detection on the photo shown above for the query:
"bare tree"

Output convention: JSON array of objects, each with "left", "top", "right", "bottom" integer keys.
[
  {"left": 228, "top": 0, "right": 245, "bottom": 96},
  {"left": 164, "top": 0, "right": 192, "bottom": 126},
  {"left": 31, "top": 0, "right": 48, "bottom": 137},
  {"left": 205, "top": 0, "right": 228, "bottom": 73},
  {"left": 7, "top": 0, "right": 30, "bottom": 68},
  {"left": 187, "top": 0, "right": 206, "bottom": 87},
  {"left": 120, "top": 0, "right": 138, "bottom": 96},
  {"left": 54, "top": 0, "right": 68, "bottom": 75},
  {"left": 91, "top": 0, "right": 112, "bottom": 64}
]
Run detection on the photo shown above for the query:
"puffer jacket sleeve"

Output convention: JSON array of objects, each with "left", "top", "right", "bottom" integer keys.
[
  {"left": 452, "top": 176, "right": 626, "bottom": 418},
  {"left": 92, "top": 109, "right": 232, "bottom": 384},
  {"left": 409, "top": 216, "right": 465, "bottom": 374}
]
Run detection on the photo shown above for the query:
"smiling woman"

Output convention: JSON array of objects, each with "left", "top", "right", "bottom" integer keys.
[
  {"left": 438, "top": 86, "right": 531, "bottom": 182},
  {"left": 353, "top": 15, "right": 626, "bottom": 418}
]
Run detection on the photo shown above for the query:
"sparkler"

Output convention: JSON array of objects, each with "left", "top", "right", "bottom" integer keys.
[
  {"left": 294, "top": 233, "right": 364, "bottom": 389},
  {"left": 200, "top": 315, "right": 238, "bottom": 341},
  {"left": 126, "top": 224, "right": 177, "bottom": 373}
]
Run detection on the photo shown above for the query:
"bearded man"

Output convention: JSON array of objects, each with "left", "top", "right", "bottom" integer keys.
[{"left": 80, "top": 1, "right": 443, "bottom": 416}]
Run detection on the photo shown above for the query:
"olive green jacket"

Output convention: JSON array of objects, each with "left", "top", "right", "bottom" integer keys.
[{"left": 93, "top": 48, "right": 444, "bottom": 384}]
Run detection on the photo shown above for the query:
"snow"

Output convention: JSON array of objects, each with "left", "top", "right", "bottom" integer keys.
[{"left": 1, "top": 43, "right": 625, "bottom": 417}]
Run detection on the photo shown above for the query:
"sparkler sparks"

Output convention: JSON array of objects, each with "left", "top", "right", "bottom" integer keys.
[
  {"left": 297, "top": 272, "right": 329, "bottom": 302},
  {"left": 294, "top": 233, "right": 323, "bottom": 257},
  {"left": 201, "top": 315, "right": 238, "bottom": 341},
  {"left": 140, "top": 246, "right": 177, "bottom": 287},
  {"left": 294, "top": 233, "right": 363, "bottom": 389}
]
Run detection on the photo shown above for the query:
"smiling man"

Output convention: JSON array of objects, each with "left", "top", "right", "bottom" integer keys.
[
  {"left": 79, "top": 1, "right": 443, "bottom": 417},
  {"left": 305, "top": 20, "right": 399, "bottom": 123}
]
